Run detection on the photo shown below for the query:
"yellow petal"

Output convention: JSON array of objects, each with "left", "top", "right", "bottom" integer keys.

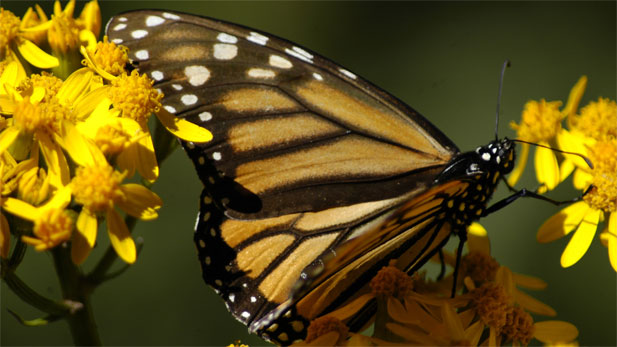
[
  {"left": 0, "top": 213, "right": 10, "bottom": 258},
  {"left": 0, "top": 62, "right": 19, "bottom": 95},
  {"left": 467, "top": 222, "right": 490, "bottom": 255},
  {"left": 326, "top": 293, "right": 374, "bottom": 321},
  {"left": 572, "top": 169, "right": 592, "bottom": 190},
  {"left": 0, "top": 95, "right": 16, "bottom": 114},
  {"left": 511, "top": 272, "right": 547, "bottom": 290},
  {"left": 564, "top": 76, "right": 587, "bottom": 120},
  {"left": 116, "top": 184, "right": 162, "bottom": 220},
  {"left": 496, "top": 266, "right": 515, "bottom": 297},
  {"left": 56, "top": 121, "right": 96, "bottom": 167},
  {"left": 533, "top": 321, "right": 579, "bottom": 344},
  {"left": 557, "top": 129, "right": 593, "bottom": 170},
  {"left": 559, "top": 158, "right": 575, "bottom": 183},
  {"left": 57, "top": 68, "right": 93, "bottom": 106},
  {"left": 607, "top": 212, "right": 616, "bottom": 272},
  {"left": 514, "top": 289, "right": 556, "bottom": 316},
  {"left": 534, "top": 141, "right": 559, "bottom": 191},
  {"left": 107, "top": 208, "right": 136, "bottom": 264},
  {"left": 38, "top": 132, "right": 70, "bottom": 187},
  {"left": 41, "top": 185, "right": 72, "bottom": 210},
  {"left": 74, "top": 87, "right": 111, "bottom": 121},
  {"left": 441, "top": 302, "right": 464, "bottom": 340},
  {"left": 155, "top": 108, "right": 213, "bottom": 143},
  {"left": 508, "top": 142, "right": 529, "bottom": 187},
  {"left": 16, "top": 39, "right": 59, "bottom": 69},
  {"left": 136, "top": 131, "right": 159, "bottom": 182},
  {"left": 538, "top": 201, "right": 589, "bottom": 243},
  {"left": 2, "top": 197, "right": 40, "bottom": 221},
  {"left": 71, "top": 226, "right": 93, "bottom": 265},
  {"left": 0, "top": 127, "right": 21, "bottom": 154},
  {"left": 561, "top": 208, "right": 600, "bottom": 267},
  {"left": 76, "top": 208, "right": 97, "bottom": 247}
]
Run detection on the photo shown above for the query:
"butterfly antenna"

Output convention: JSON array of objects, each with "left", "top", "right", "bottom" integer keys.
[
  {"left": 513, "top": 139, "right": 594, "bottom": 169},
  {"left": 495, "top": 60, "right": 511, "bottom": 140}
]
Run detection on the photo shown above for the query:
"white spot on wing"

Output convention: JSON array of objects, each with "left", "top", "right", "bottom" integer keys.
[
  {"left": 247, "top": 68, "right": 275, "bottom": 79},
  {"left": 285, "top": 47, "right": 313, "bottom": 63},
  {"left": 131, "top": 30, "right": 148, "bottom": 39},
  {"left": 198, "top": 111, "right": 212, "bottom": 121},
  {"left": 162, "top": 12, "right": 180, "bottom": 20},
  {"left": 135, "top": 50, "right": 149, "bottom": 60},
  {"left": 217, "top": 33, "right": 238, "bottom": 44},
  {"left": 145, "top": 15, "right": 165, "bottom": 27},
  {"left": 113, "top": 23, "right": 127, "bottom": 31},
  {"left": 247, "top": 31, "right": 268, "bottom": 45},
  {"left": 241, "top": 311, "right": 251, "bottom": 319},
  {"left": 181, "top": 94, "right": 198, "bottom": 105},
  {"left": 269, "top": 55, "right": 293, "bottom": 69},
  {"left": 212, "top": 152, "right": 222, "bottom": 161},
  {"left": 150, "top": 70, "right": 164, "bottom": 81},
  {"left": 229, "top": 293, "right": 235, "bottom": 302},
  {"left": 111, "top": 38, "right": 123, "bottom": 44},
  {"left": 250, "top": 296, "right": 257, "bottom": 303},
  {"left": 172, "top": 84, "right": 183, "bottom": 90},
  {"left": 339, "top": 68, "right": 357, "bottom": 79},
  {"left": 482, "top": 152, "right": 491, "bottom": 161},
  {"left": 312, "top": 72, "right": 323, "bottom": 81},
  {"left": 117, "top": 17, "right": 127, "bottom": 22},
  {"left": 184, "top": 65, "right": 210, "bottom": 86},
  {"left": 163, "top": 105, "right": 176, "bottom": 113},
  {"left": 213, "top": 43, "right": 238, "bottom": 60}
]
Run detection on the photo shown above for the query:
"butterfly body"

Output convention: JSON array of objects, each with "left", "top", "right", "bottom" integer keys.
[{"left": 106, "top": 10, "right": 515, "bottom": 345}]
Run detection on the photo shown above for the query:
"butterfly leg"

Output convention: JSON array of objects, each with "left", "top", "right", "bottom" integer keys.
[
  {"left": 451, "top": 231, "right": 467, "bottom": 298},
  {"left": 482, "top": 185, "right": 590, "bottom": 217}
]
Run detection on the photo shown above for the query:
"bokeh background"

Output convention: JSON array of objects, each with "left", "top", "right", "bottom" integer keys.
[{"left": 1, "top": 1, "right": 615, "bottom": 346}]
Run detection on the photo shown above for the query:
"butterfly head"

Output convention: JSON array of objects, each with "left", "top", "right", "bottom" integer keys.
[{"left": 474, "top": 137, "right": 515, "bottom": 176}]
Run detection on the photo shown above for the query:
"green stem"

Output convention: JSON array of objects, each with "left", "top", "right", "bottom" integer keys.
[
  {"left": 88, "top": 215, "right": 137, "bottom": 284},
  {"left": 51, "top": 247, "right": 101, "bottom": 346}
]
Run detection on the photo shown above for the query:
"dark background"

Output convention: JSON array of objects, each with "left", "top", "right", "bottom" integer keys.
[{"left": 1, "top": 1, "right": 615, "bottom": 346}]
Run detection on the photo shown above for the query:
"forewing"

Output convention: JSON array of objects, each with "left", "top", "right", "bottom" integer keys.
[{"left": 106, "top": 10, "right": 458, "bottom": 219}]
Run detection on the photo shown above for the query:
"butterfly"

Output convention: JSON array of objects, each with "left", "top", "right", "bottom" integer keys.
[{"left": 106, "top": 10, "right": 516, "bottom": 345}]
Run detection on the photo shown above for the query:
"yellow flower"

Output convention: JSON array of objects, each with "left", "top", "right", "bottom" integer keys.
[
  {"left": 69, "top": 161, "right": 162, "bottom": 264},
  {"left": 538, "top": 138, "right": 617, "bottom": 271},
  {"left": 2, "top": 186, "right": 73, "bottom": 252},
  {"left": 0, "top": 7, "right": 58, "bottom": 73},
  {"left": 509, "top": 76, "right": 587, "bottom": 191},
  {"left": 79, "top": 45, "right": 213, "bottom": 180}
]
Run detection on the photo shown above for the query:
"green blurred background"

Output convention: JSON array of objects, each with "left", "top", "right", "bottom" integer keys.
[{"left": 1, "top": 1, "right": 615, "bottom": 346}]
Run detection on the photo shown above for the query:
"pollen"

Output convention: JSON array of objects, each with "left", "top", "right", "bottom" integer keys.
[
  {"left": 109, "top": 70, "right": 163, "bottom": 124},
  {"left": 13, "top": 99, "right": 44, "bottom": 133},
  {"left": 18, "top": 73, "right": 64, "bottom": 101},
  {"left": 48, "top": 12, "right": 80, "bottom": 54},
  {"left": 305, "top": 316, "right": 348, "bottom": 345},
  {"left": 461, "top": 251, "right": 500, "bottom": 283},
  {"left": 0, "top": 9, "right": 21, "bottom": 58},
  {"left": 502, "top": 306, "right": 535, "bottom": 345},
  {"left": 584, "top": 140, "right": 617, "bottom": 212},
  {"left": 511, "top": 99, "right": 563, "bottom": 143},
  {"left": 572, "top": 97, "right": 617, "bottom": 141},
  {"left": 471, "top": 282, "right": 512, "bottom": 331},
  {"left": 94, "top": 123, "right": 132, "bottom": 155},
  {"left": 72, "top": 164, "right": 125, "bottom": 212},
  {"left": 23, "top": 208, "right": 73, "bottom": 251},
  {"left": 369, "top": 262, "right": 413, "bottom": 299},
  {"left": 86, "top": 36, "right": 129, "bottom": 76}
]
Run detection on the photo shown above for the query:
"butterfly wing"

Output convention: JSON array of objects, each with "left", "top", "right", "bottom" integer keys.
[
  {"left": 106, "top": 10, "right": 458, "bottom": 219},
  {"left": 106, "top": 10, "right": 461, "bottom": 344}
]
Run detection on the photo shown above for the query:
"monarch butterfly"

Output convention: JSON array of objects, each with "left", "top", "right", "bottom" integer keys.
[{"left": 107, "top": 10, "right": 517, "bottom": 344}]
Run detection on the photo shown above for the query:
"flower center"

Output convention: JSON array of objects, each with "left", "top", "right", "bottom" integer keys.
[
  {"left": 72, "top": 164, "right": 125, "bottom": 212},
  {"left": 572, "top": 97, "right": 617, "bottom": 141},
  {"left": 305, "top": 316, "right": 349, "bottom": 345},
  {"left": 370, "top": 262, "right": 413, "bottom": 299},
  {"left": 86, "top": 36, "right": 129, "bottom": 76},
  {"left": 109, "top": 70, "right": 163, "bottom": 124},
  {"left": 48, "top": 13, "right": 80, "bottom": 54},
  {"left": 471, "top": 282, "right": 512, "bottom": 330},
  {"left": 511, "top": 99, "right": 563, "bottom": 143},
  {"left": 502, "top": 306, "right": 535, "bottom": 345},
  {"left": 94, "top": 123, "right": 132, "bottom": 156},
  {"left": 584, "top": 140, "right": 617, "bottom": 212},
  {"left": 461, "top": 251, "right": 500, "bottom": 284},
  {"left": 18, "top": 73, "right": 64, "bottom": 101},
  {"left": 31, "top": 208, "right": 73, "bottom": 250}
]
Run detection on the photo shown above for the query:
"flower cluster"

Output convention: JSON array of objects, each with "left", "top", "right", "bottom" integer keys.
[
  {"left": 296, "top": 225, "right": 579, "bottom": 346},
  {"left": 509, "top": 77, "right": 616, "bottom": 271},
  {"left": 0, "top": 0, "right": 211, "bottom": 264}
]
